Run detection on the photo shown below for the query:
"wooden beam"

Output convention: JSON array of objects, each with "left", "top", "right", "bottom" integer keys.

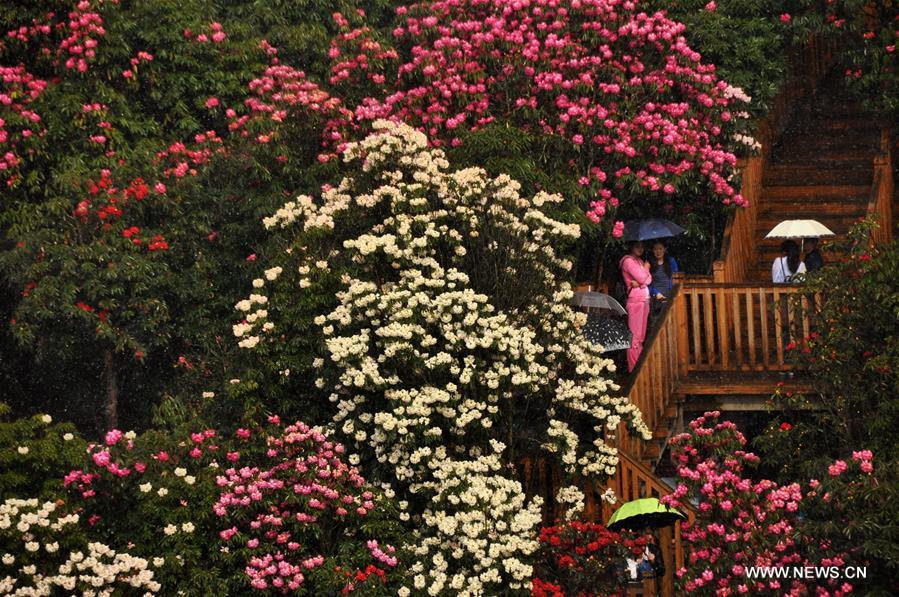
[{"left": 676, "top": 377, "right": 813, "bottom": 396}]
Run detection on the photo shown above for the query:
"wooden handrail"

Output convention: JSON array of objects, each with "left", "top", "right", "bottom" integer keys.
[
  {"left": 865, "top": 128, "right": 893, "bottom": 247},
  {"left": 618, "top": 282, "right": 684, "bottom": 464}
]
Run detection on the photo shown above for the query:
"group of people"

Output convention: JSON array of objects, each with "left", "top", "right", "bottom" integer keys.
[
  {"left": 618, "top": 237, "right": 826, "bottom": 374},
  {"left": 619, "top": 240, "right": 679, "bottom": 372},
  {"left": 625, "top": 534, "right": 665, "bottom": 583},
  {"left": 771, "top": 238, "right": 824, "bottom": 283}
]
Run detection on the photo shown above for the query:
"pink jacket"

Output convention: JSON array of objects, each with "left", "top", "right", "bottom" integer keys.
[{"left": 620, "top": 255, "right": 651, "bottom": 301}]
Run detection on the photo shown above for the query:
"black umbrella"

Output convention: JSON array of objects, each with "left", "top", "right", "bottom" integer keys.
[
  {"left": 582, "top": 313, "right": 631, "bottom": 352},
  {"left": 623, "top": 219, "right": 685, "bottom": 242}
]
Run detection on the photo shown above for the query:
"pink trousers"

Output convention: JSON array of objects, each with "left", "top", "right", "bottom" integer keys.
[{"left": 627, "top": 297, "right": 650, "bottom": 372}]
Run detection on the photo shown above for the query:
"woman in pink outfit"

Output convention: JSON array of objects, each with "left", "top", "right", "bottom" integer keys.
[{"left": 620, "top": 242, "right": 652, "bottom": 372}]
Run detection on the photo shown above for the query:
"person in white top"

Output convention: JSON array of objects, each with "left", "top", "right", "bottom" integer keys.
[{"left": 771, "top": 240, "right": 806, "bottom": 284}]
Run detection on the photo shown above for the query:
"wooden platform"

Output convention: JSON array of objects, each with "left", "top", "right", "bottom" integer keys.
[
  {"left": 675, "top": 372, "right": 813, "bottom": 397},
  {"left": 674, "top": 372, "right": 814, "bottom": 411}
]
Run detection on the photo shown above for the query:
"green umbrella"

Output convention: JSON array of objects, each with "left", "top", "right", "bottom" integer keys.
[{"left": 606, "top": 497, "right": 686, "bottom": 531}]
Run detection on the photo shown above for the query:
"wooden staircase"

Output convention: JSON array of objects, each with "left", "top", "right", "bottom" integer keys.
[{"left": 749, "top": 71, "right": 882, "bottom": 281}]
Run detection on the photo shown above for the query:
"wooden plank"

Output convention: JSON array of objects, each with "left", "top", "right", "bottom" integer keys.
[
  {"left": 655, "top": 341, "right": 664, "bottom": 421},
  {"left": 667, "top": 318, "right": 677, "bottom": 395},
  {"left": 675, "top": 522, "right": 684, "bottom": 572},
  {"left": 627, "top": 465, "right": 636, "bottom": 501},
  {"left": 773, "top": 288, "right": 785, "bottom": 367},
  {"left": 676, "top": 375, "right": 813, "bottom": 395},
  {"left": 787, "top": 290, "right": 797, "bottom": 347},
  {"left": 716, "top": 288, "right": 730, "bottom": 369},
  {"left": 801, "top": 295, "right": 811, "bottom": 340},
  {"left": 745, "top": 289, "right": 756, "bottom": 369},
  {"left": 759, "top": 289, "right": 770, "bottom": 370},
  {"left": 660, "top": 526, "right": 675, "bottom": 597},
  {"left": 675, "top": 289, "right": 690, "bottom": 375},
  {"left": 690, "top": 291, "right": 702, "bottom": 368},
  {"left": 703, "top": 288, "right": 716, "bottom": 368},
  {"left": 732, "top": 289, "right": 743, "bottom": 369}
]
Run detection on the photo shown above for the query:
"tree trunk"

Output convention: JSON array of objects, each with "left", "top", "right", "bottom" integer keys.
[
  {"left": 103, "top": 350, "right": 118, "bottom": 430},
  {"left": 594, "top": 240, "right": 608, "bottom": 290}
]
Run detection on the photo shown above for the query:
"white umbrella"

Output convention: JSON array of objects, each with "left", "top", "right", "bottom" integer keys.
[{"left": 765, "top": 219, "right": 835, "bottom": 239}]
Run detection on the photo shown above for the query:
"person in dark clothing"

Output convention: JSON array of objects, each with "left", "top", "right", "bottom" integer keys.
[
  {"left": 804, "top": 237, "right": 824, "bottom": 272},
  {"left": 647, "top": 240, "right": 679, "bottom": 322}
]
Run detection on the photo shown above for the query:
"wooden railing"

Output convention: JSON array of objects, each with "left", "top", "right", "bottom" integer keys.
[
  {"left": 618, "top": 282, "right": 684, "bottom": 463},
  {"left": 714, "top": 34, "right": 836, "bottom": 284},
  {"left": 867, "top": 128, "right": 893, "bottom": 247},
  {"left": 681, "top": 284, "right": 814, "bottom": 372},
  {"left": 518, "top": 454, "right": 690, "bottom": 597},
  {"left": 604, "top": 450, "right": 692, "bottom": 597}
]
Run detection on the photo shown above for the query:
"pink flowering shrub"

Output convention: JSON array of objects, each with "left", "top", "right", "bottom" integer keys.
[
  {"left": 328, "top": 0, "right": 750, "bottom": 225},
  {"left": 62, "top": 417, "right": 404, "bottom": 594},
  {"left": 213, "top": 420, "right": 401, "bottom": 593},
  {"left": 662, "top": 411, "right": 876, "bottom": 596}
]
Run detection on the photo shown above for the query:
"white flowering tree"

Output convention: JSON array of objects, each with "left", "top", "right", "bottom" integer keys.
[
  {"left": 0, "top": 498, "right": 162, "bottom": 595},
  {"left": 235, "top": 120, "right": 651, "bottom": 594}
]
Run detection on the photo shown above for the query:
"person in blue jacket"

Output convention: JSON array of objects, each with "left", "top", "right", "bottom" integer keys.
[{"left": 648, "top": 240, "right": 679, "bottom": 320}]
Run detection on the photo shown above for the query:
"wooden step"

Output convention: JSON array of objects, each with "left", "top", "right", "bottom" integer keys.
[
  {"left": 800, "top": 118, "right": 880, "bottom": 131},
  {"left": 813, "top": 119, "right": 883, "bottom": 133},
  {"left": 762, "top": 184, "right": 870, "bottom": 200},
  {"left": 764, "top": 165, "right": 872, "bottom": 186},
  {"left": 776, "top": 141, "right": 881, "bottom": 158},
  {"left": 772, "top": 149, "right": 877, "bottom": 166},
  {"left": 776, "top": 126, "right": 881, "bottom": 143},
  {"left": 652, "top": 429, "right": 669, "bottom": 441},
  {"left": 641, "top": 443, "right": 661, "bottom": 461}
]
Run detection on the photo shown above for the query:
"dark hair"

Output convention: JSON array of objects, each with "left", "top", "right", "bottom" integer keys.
[
  {"left": 781, "top": 240, "right": 800, "bottom": 274},
  {"left": 652, "top": 241, "right": 672, "bottom": 278}
]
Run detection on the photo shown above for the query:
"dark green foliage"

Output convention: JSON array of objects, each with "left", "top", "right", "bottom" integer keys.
[
  {"left": 757, "top": 229, "right": 899, "bottom": 595},
  {"left": 647, "top": 0, "right": 790, "bottom": 118},
  {"left": 0, "top": 403, "right": 86, "bottom": 499},
  {"left": 0, "top": 0, "right": 396, "bottom": 431}
]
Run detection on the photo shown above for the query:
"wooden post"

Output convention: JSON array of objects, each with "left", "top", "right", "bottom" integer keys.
[
  {"left": 712, "top": 259, "right": 725, "bottom": 283},
  {"left": 660, "top": 525, "right": 675, "bottom": 597},
  {"left": 673, "top": 278, "right": 689, "bottom": 376}
]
